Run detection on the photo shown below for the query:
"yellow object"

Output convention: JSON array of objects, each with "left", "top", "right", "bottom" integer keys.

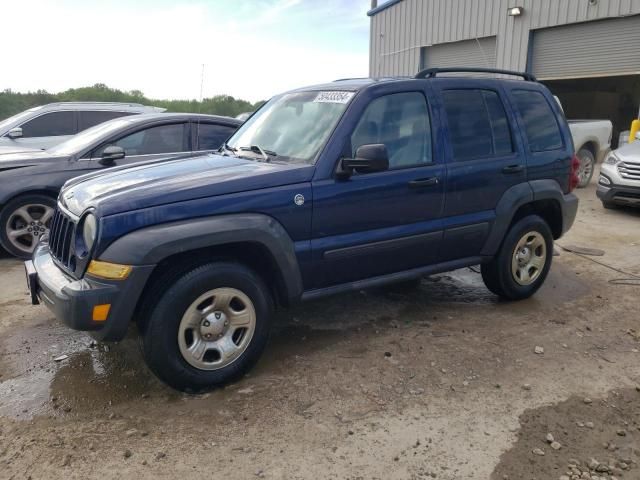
[
  {"left": 87, "top": 260, "right": 132, "bottom": 280},
  {"left": 92, "top": 304, "right": 111, "bottom": 322},
  {"left": 629, "top": 119, "right": 640, "bottom": 144}
]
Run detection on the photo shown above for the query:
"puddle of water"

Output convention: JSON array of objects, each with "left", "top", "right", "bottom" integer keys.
[{"left": 0, "top": 323, "right": 172, "bottom": 419}]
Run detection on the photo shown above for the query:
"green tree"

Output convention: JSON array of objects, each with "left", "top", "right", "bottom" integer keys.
[{"left": 0, "top": 85, "right": 263, "bottom": 121}]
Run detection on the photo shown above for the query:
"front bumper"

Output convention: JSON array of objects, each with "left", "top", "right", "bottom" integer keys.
[
  {"left": 596, "top": 182, "right": 640, "bottom": 207},
  {"left": 26, "top": 242, "right": 154, "bottom": 341}
]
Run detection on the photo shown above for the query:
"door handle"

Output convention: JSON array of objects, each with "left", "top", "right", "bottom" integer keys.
[
  {"left": 502, "top": 164, "right": 525, "bottom": 174},
  {"left": 408, "top": 177, "right": 439, "bottom": 188}
]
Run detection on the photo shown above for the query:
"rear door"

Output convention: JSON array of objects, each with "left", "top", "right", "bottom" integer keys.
[{"left": 433, "top": 79, "right": 526, "bottom": 260}]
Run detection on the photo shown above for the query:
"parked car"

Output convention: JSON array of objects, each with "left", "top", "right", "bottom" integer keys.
[
  {"left": 25, "top": 68, "right": 579, "bottom": 392},
  {"left": 0, "top": 113, "right": 241, "bottom": 257},
  {"left": 0, "top": 102, "right": 165, "bottom": 153},
  {"left": 569, "top": 120, "right": 612, "bottom": 187},
  {"left": 597, "top": 131, "right": 640, "bottom": 209}
]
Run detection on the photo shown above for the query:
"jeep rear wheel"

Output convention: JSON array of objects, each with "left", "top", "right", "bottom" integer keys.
[
  {"left": 138, "top": 261, "right": 273, "bottom": 393},
  {"left": 481, "top": 215, "right": 553, "bottom": 300}
]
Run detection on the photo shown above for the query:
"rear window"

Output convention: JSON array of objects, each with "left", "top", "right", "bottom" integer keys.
[
  {"left": 195, "top": 123, "right": 237, "bottom": 150},
  {"left": 78, "top": 111, "right": 135, "bottom": 131},
  {"left": 441, "top": 89, "right": 513, "bottom": 161},
  {"left": 511, "top": 90, "right": 563, "bottom": 152}
]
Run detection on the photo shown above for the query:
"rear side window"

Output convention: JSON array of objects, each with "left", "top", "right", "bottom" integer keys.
[
  {"left": 195, "top": 123, "right": 237, "bottom": 150},
  {"left": 20, "top": 111, "right": 76, "bottom": 138},
  {"left": 441, "top": 89, "right": 513, "bottom": 161},
  {"left": 78, "top": 111, "right": 135, "bottom": 131},
  {"left": 351, "top": 92, "right": 432, "bottom": 169},
  {"left": 511, "top": 90, "right": 563, "bottom": 152}
]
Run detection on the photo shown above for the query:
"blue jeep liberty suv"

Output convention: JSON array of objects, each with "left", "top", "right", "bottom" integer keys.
[{"left": 25, "top": 68, "right": 580, "bottom": 392}]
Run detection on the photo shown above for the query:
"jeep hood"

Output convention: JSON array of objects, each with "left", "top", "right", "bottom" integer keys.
[{"left": 60, "top": 153, "right": 315, "bottom": 216}]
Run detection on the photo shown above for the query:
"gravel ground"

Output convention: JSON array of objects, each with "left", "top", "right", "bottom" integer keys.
[{"left": 0, "top": 180, "right": 639, "bottom": 480}]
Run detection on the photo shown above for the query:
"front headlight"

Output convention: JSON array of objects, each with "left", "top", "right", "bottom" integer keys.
[
  {"left": 82, "top": 214, "right": 97, "bottom": 252},
  {"left": 604, "top": 152, "right": 620, "bottom": 165}
]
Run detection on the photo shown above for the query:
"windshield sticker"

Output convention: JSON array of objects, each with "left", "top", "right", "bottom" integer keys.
[{"left": 313, "top": 91, "right": 354, "bottom": 104}]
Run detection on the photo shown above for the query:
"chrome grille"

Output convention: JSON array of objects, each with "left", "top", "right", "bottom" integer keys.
[
  {"left": 48, "top": 207, "right": 76, "bottom": 269},
  {"left": 618, "top": 161, "right": 640, "bottom": 180}
]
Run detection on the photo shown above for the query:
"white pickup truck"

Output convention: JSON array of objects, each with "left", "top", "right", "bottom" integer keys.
[
  {"left": 569, "top": 120, "right": 613, "bottom": 187},
  {"left": 554, "top": 98, "right": 612, "bottom": 188}
]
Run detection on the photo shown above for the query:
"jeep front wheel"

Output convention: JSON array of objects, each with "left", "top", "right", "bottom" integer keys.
[
  {"left": 481, "top": 215, "right": 553, "bottom": 300},
  {"left": 139, "top": 261, "right": 273, "bottom": 392}
]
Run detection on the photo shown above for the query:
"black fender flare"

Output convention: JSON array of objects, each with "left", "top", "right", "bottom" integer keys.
[
  {"left": 481, "top": 180, "right": 573, "bottom": 256},
  {"left": 98, "top": 213, "right": 304, "bottom": 302}
]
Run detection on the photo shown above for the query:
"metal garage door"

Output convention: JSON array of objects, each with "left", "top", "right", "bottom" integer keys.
[
  {"left": 532, "top": 15, "right": 640, "bottom": 80},
  {"left": 420, "top": 37, "right": 497, "bottom": 70}
]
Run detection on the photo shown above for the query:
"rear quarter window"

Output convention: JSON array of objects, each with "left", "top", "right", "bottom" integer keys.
[{"left": 511, "top": 90, "right": 563, "bottom": 152}]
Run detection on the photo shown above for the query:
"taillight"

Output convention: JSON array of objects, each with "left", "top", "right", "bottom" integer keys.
[{"left": 569, "top": 154, "right": 580, "bottom": 192}]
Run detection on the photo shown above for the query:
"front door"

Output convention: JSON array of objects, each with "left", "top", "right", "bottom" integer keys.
[
  {"left": 89, "top": 122, "right": 192, "bottom": 168},
  {"left": 310, "top": 90, "right": 445, "bottom": 289}
]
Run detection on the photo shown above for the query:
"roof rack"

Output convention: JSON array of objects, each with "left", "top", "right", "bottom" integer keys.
[{"left": 414, "top": 67, "right": 537, "bottom": 82}]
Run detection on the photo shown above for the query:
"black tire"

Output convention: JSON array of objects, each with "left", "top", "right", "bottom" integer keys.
[
  {"left": 602, "top": 201, "right": 618, "bottom": 210},
  {"left": 0, "top": 193, "right": 56, "bottom": 259},
  {"left": 481, "top": 215, "right": 553, "bottom": 300},
  {"left": 138, "top": 261, "right": 274, "bottom": 393},
  {"left": 576, "top": 148, "right": 595, "bottom": 188}
]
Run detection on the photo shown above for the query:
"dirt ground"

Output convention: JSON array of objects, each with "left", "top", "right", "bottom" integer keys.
[{"left": 0, "top": 180, "right": 639, "bottom": 480}]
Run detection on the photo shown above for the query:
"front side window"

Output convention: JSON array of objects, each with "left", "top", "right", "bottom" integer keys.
[
  {"left": 195, "top": 123, "right": 237, "bottom": 150},
  {"left": 512, "top": 90, "right": 563, "bottom": 152},
  {"left": 351, "top": 92, "right": 432, "bottom": 169},
  {"left": 103, "top": 123, "right": 187, "bottom": 156},
  {"left": 20, "top": 111, "right": 76, "bottom": 138},
  {"left": 442, "top": 89, "right": 513, "bottom": 161},
  {"left": 226, "top": 91, "right": 353, "bottom": 164}
]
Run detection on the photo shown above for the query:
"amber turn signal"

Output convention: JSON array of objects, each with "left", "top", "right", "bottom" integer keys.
[
  {"left": 87, "top": 260, "right": 132, "bottom": 280},
  {"left": 92, "top": 304, "right": 111, "bottom": 322}
]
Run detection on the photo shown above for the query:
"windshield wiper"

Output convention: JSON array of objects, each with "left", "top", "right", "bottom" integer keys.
[
  {"left": 219, "top": 142, "right": 238, "bottom": 157},
  {"left": 239, "top": 145, "right": 277, "bottom": 162}
]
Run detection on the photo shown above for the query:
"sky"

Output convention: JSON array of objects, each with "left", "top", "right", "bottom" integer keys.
[{"left": 0, "top": 0, "right": 371, "bottom": 102}]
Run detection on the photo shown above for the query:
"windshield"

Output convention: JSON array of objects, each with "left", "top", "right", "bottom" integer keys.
[
  {"left": 47, "top": 117, "right": 134, "bottom": 156},
  {"left": 225, "top": 90, "right": 354, "bottom": 164},
  {"left": 0, "top": 106, "right": 43, "bottom": 133}
]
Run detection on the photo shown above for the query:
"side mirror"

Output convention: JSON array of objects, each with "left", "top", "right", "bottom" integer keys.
[
  {"left": 7, "top": 127, "right": 23, "bottom": 139},
  {"left": 341, "top": 144, "right": 389, "bottom": 175},
  {"left": 99, "top": 145, "right": 125, "bottom": 166}
]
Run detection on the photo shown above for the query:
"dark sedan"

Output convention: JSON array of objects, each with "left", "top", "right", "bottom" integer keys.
[{"left": 0, "top": 113, "right": 241, "bottom": 257}]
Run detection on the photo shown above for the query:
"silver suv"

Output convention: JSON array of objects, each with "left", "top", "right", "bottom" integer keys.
[
  {"left": 597, "top": 134, "right": 640, "bottom": 209},
  {"left": 0, "top": 102, "right": 165, "bottom": 153}
]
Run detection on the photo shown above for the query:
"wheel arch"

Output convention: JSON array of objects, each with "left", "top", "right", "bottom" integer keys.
[
  {"left": 98, "top": 213, "right": 304, "bottom": 306},
  {"left": 482, "top": 180, "right": 569, "bottom": 256}
]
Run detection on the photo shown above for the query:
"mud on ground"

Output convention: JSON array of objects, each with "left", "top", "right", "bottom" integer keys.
[{"left": 1, "top": 181, "right": 639, "bottom": 479}]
